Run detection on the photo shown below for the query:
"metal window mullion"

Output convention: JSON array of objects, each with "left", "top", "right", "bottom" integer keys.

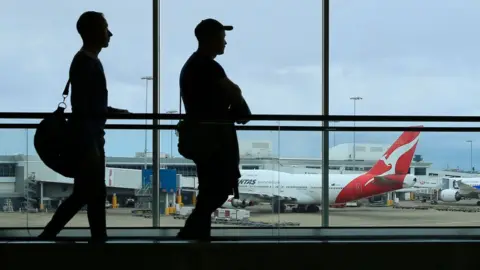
[
  {"left": 321, "top": 0, "right": 330, "bottom": 227},
  {"left": 151, "top": 0, "right": 160, "bottom": 227}
]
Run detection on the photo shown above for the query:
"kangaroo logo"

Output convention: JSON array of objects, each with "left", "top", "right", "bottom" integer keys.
[{"left": 364, "top": 134, "right": 420, "bottom": 187}]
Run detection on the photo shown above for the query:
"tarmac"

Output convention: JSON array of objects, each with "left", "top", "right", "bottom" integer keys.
[{"left": 2, "top": 202, "right": 480, "bottom": 227}]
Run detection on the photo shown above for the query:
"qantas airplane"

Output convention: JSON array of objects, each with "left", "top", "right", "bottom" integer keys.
[{"left": 221, "top": 127, "right": 422, "bottom": 213}]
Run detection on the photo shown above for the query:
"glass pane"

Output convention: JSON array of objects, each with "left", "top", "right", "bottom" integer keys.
[
  {"left": 0, "top": 129, "right": 28, "bottom": 227},
  {"left": 160, "top": 120, "right": 322, "bottom": 237},
  {"left": 329, "top": 121, "right": 480, "bottom": 227},
  {"left": 160, "top": 0, "right": 323, "bottom": 115},
  {"left": 0, "top": 1, "right": 152, "bottom": 113},
  {"left": 330, "top": 0, "right": 478, "bottom": 116},
  {"left": 0, "top": 0, "right": 153, "bottom": 230},
  {"left": 0, "top": 128, "right": 153, "bottom": 228}
]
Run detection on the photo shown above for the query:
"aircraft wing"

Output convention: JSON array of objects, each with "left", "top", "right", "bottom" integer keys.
[
  {"left": 369, "top": 174, "right": 410, "bottom": 186},
  {"left": 239, "top": 191, "right": 298, "bottom": 204},
  {"left": 364, "top": 176, "right": 398, "bottom": 187},
  {"left": 457, "top": 181, "right": 478, "bottom": 193}
]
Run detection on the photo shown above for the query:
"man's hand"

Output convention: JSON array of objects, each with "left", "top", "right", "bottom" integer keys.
[
  {"left": 117, "top": 109, "right": 131, "bottom": 114},
  {"left": 108, "top": 106, "right": 131, "bottom": 114},
  {"left": 236, "top": 119, "right": 249, "bottom": 125},
  {"left": 233, "top": 96, "right": 251, "bottom": 125}
]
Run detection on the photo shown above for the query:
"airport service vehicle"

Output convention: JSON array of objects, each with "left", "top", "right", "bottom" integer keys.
[
  {"left": 105, "top": 200, "right": 112, "bottom": 209},
  {"left": 222, "top": 128, "right": 421, "bottom": 213},
  {"left": 437, "top": 178, "right": 480, "bottom": 206}
]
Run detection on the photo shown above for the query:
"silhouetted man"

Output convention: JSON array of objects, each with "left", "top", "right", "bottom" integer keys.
[
  {"left": 178, "top": 18, "right": 251, "bottom": 241},
  {"left": 39, "top": 11, "right": 129, "bottom": 243}
]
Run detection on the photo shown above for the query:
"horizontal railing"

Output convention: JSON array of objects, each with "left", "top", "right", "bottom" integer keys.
[
  {"left": 0, "top": 112, "right": 480, "bottom": 122},
  {"left": 0, "top": 123, "right": 479, "bottom": 132},
  {"left": 1, "top": 113, "right": 480, "bottom": 131}
]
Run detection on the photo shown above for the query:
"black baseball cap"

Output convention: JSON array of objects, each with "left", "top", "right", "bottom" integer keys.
[{"left": 194, "top": 18, "right": 233, "bottom": 40}]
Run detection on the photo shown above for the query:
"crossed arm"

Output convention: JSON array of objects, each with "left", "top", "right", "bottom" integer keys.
[
  {"left": 108, "top": 106, "right": 129, "bottom": 114},
  {"left": 217, "top": 77, "right": 251, "bottom": 124}
]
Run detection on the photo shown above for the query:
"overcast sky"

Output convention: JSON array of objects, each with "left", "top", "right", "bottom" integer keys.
[{"left": 1, "top": 0, "right": 480, "bottom": 170}]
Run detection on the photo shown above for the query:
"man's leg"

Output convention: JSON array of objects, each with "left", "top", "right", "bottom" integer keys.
[
  {"left": 178, "top": 162, "right": 232, "bottom": 240},
  {"left": 86, "top": 151, "right": 107, "bottom": 242},
  {"left": 39, "top": 179, "right": 87, "bottom": 239},
  {"left": 86, "top": 182, "right": 107, "bottom": 242},
  {"left": 179, "top": 188, "right": 230, "bottom": 240}
]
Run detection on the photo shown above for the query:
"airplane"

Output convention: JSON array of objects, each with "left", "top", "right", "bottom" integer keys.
[
  {"left": 221, "top": 127, "right": 422, "bottom": 213},
  {"left": 436, "top": 178, "right": 480, "bottom": 206}
]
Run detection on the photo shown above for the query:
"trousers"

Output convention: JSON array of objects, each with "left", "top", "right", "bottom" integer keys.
[
  {"left": 41, "top": 137, "right": 107, "bottom": 241},
  {"left": 178, "top": 158, "right": 239, "bottom": 239}
]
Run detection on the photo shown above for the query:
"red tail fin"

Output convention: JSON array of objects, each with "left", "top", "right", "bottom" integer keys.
[{"left": 367, "top": 126, "right": 422, "bottom": 176}]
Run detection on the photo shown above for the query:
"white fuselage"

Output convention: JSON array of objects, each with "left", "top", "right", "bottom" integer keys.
[
  {"left": 238, "top": 170, "right": 350, "bottom": 205},
  {"left": 236, "top": 169, "right": 408, "bottom": 205}
]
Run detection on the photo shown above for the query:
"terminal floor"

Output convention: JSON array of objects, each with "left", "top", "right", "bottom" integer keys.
[
  {"left": 2, "top": 206, "right": 480, "bottom": 227},
  {"left": 1, "top": 239, "right": 478, "bottom": 269}
]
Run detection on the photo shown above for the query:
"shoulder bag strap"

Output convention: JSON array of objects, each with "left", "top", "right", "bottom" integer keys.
[
  {"left": 58, "top": 79, "right": 71, "bottom": 109},
  {"left": 179, "top": 89, "right": 182, "bottom": 114},
  {"left": 63, "top": 79, "right": 71, "bottom": 97}
]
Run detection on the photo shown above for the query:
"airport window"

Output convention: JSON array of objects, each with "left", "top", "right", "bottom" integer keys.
[
  {"left": 252, "top": 142, "right": 270, "bottom": 149},
  {"left": 165, "top": 165, "right": 197, "bottom": 177},
  {"left": 6, "top": 0, "right": 480, "bottom": 247},
  {"left": 242, "top": 165, "right": 260, "bottom": 170},
  {"left": 109, "top": 164, "right": 148, "bottom": 170},
  {"left": 355, "top": 146, "right": 366, "bottom": 152},
  {"left": 414, "top": 168, "right": 427, "bottom": 176},
  {"left": 0, "top": 163, "right": 15, "bottom": 177}
]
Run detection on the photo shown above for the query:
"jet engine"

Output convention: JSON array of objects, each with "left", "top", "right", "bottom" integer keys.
[
  {"left": 231, "top": 199, "right": 254, "bottom": 208},
  {"left": 439, "top": 189, "right": 461, "bottom": 202}
]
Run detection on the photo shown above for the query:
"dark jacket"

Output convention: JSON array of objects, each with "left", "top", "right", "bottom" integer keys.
[{"left": 68, "top": 50, "right": 121, "bottom": 152}]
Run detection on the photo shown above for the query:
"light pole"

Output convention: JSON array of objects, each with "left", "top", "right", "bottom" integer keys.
[
  {"left": 467, "top": 140, "right": 473, "bottom": 171},
  {"left": 141, "top": 76, "right": 153, "bottom": 169},
  {"left": 332, "top": 120, "right": 340, "bottom": 147},
  {"left": 166, "top": 110, "right": 178, "bottom": 158},
  {"left": 350, "top": 96, "right": 362, "bottom": 161}
]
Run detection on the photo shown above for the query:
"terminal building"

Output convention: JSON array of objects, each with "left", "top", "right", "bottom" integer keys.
[{"left": 0, "top": 141, "right": 477, "bottom": 211}]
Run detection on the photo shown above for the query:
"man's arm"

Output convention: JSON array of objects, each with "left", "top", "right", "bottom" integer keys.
[
  {"left": 108, "top": 106, "right": 129, "bottom": 113},
  {"left": 230, "top": 95, "right": 251, "bottom": 124},
  {"left": 70, "top": 57, "right": 95, "bottom": 116},
  {"left": 207, "top": 61, "right": 248, "bottom": 116},
  {"left": 69, "top": 57, "right": 101, "bottom": 156},
  {"left": 216, "top": 77, "right": 245, "bottom": 108},
  {"left": 216, "top": 77, "right": 251, "bottom": 124}
]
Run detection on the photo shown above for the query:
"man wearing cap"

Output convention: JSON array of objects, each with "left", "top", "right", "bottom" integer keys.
[{"left": 178, "top": 18, "right": 251, "bottom": 241}]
